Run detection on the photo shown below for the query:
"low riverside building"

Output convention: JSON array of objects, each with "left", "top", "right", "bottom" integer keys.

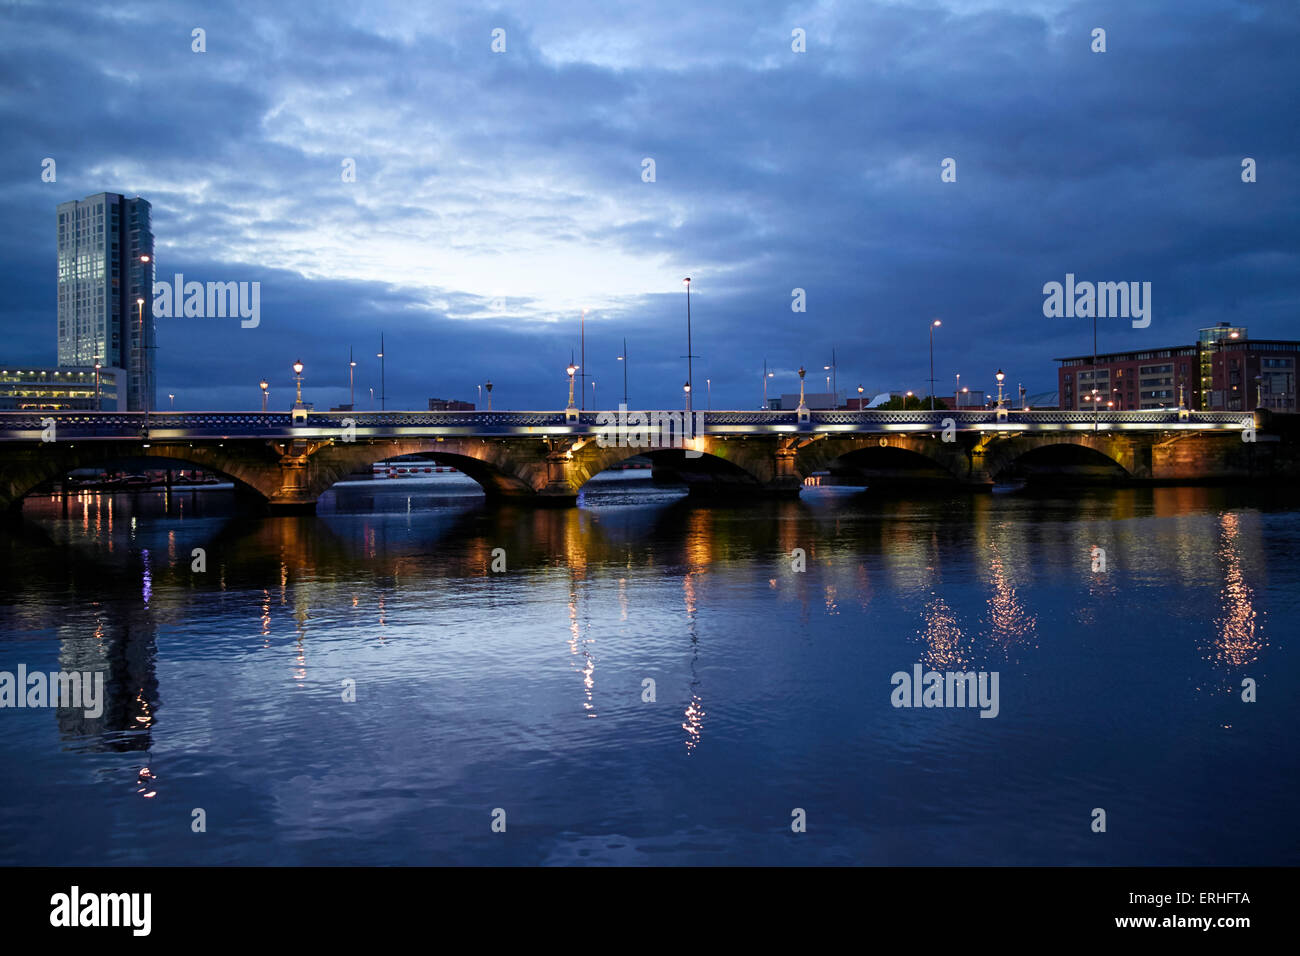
[{"left": 0, "top": 365, "right": 126, "bottom": 410}]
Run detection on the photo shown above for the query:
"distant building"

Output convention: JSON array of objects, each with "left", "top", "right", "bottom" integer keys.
[
  {"left": 428, "top": 398, "right": 475, "bottom": 411},
  {"left": 1198, "top": 324, "right": 1296, "bottom": 412},
  {"left": 777, "top": 392, "right": 836, "bottom": 410},
  {"left": 1055, "top": 324, "right": 1299, "bottom": 412},
  {"left": 1023, "top": 391, "right": 1060, "bottom": 410},
  {"left": 56, "top": 193, "right": 155, "bottom": 411},
  {"left": 0, "top": 365, "right": 126, "bottom": 410},
  {"left": 950, "top": 389, "right": 988, "bottom": 409},
  {"left": 1056, "top": 345, "right": 1199, "bottom": 411}
]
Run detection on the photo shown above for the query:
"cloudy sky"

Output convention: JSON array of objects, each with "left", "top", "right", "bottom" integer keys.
[{"left": 1, "top": 0, "right": 1296, "bottom": 410}]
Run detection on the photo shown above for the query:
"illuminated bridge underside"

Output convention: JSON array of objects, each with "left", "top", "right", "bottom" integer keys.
[{"left": 0, "top": 408, "right": 1285, "bottom": 513}]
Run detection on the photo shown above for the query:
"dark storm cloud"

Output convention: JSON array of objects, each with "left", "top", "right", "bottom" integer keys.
[{"left": 0, "top": 0, "right": 1295, "bottom": 410}]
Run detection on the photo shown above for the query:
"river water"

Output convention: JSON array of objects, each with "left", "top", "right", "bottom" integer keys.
[{"left": 1, "top": 473, "right": 1296, "bottom": 865}]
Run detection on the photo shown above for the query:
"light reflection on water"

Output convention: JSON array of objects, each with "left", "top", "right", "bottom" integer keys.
[{"left": 0, "top": 474, "right": 1296, "bottom": 865}]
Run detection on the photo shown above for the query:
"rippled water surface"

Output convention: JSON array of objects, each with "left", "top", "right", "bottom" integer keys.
[{"left": 1, "top": 473, "right": 1296, "bottom": 865}]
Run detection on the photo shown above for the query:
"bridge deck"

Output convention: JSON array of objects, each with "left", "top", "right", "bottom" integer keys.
[{"left": 0, "top": 408, "right": 1252, "bottom": 441}]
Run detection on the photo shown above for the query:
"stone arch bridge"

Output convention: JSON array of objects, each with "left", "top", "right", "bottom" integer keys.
[{"left": 0, "top": 407, "right": 1276, "bottom": 513}]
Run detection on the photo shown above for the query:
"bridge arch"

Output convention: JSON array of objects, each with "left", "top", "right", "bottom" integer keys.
[
  {"left": 0, "top": 444, "right": 278, "bottom": 511},
  {"left": 794, "top": 435, "right": 972, "bottom": 486},
  {"left": 981, "top": 435, "right": 1136, "bottom": 482},
  {"left": 568, "top": 439, "right": 772, "bottom": 495}
]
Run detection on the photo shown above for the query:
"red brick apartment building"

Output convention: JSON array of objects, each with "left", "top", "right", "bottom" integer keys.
[{"left": 1056, "top": 325, "right": 1298, "bottom": 412}]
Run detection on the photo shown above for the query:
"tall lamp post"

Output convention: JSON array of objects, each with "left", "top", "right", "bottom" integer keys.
[
  {"left": 797, "top": 366, "right": 807, "bottom": 410},
  {"left": 683, "top": 381, "right": 691, "bottom": 410},
  {"left": 824, "top": 346, "right": 837, "bottom": 406},
  {"left": 706, "top": 377, "right": 711, "bottom": 411},
  {"left": 293, "top": 359, "right": 305, "bottom": 406},
  {"left": 349, "top": 347, "right": 357, "bottom": 409},
  {"left": 617, "top": 338, "right": 628, "bottom": 406},
  {"left": 566, "top": 362, "right": 578, "bottom": 410},
  {"left": 857, "top": 384, "right": 864, "bottom": 409},
  {"left": 93, "top": 357, "right": 101, "bottom": 406},
  {"left": 260, "top": 378, "right": 269, "bottom": 413},
  {"left": 136, "top": 297, "right": 147, "bottom": 418},
  {"left": 929, "top": 319, "right": 941, "bottom": 410},
  {"left": 579, "top": 309, "right": 587, "bottom": 411},
  {"left": 995, "top": 369, "right": 1006, "bottom": 408},
  {"left": 683, "top": 278, "right": 694, "bottom": 413}
]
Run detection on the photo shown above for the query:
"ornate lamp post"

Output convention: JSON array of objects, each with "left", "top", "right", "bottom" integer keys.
[
  {"left": 259, "top": 378, "right": 269, "bottom": 413},
  {"left": 995, "top": 369, "right": 1005, "bottom": 408},
  {"left": 566, "top": 362, "right": 578, "bottom": 410},
  {"left": 293, "top": 359, "right": 305, "bottom": 406}
]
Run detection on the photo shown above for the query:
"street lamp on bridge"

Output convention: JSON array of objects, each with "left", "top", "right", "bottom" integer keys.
[
  {"left": 929, "top": 319, "right": 941, "bottom": 410},
  {"left": 995, "top": 370, "right": 1005, "bottom": 409},
  {"left": 683, "top": 278, "right": 695, "bottom": 414},
  {"left": 566, "top": 362, "right": 578, "bottom": 410},
  {"left": 259, "top": 378, "right": 269, "bottom": 413},
  {"left": 349, "top": 347, "right": 357, "bottom": 409},
  {"left": 293, "top": 359, "right": 305, "bottom": 406}
]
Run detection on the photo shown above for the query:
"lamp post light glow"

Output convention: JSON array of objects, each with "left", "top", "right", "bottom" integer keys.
[
  {"left": 293, "top": 359, "right": 305, "bottom": 406},
  {"left": 683, "top": 381, "right": 691, "bottom": 410},
  {"left": 797, "top": 366, "right": 807, "bottom": 410},
  {"left": 94, "top": 357, "right": 101, "bottom": 406},
  {"left": 857, "top": 384, "right": 864, "bottom": 410},
  {"left": 168, "top": 393, "right": 175, "bottom": 410},
  {"left": 567, "top": 362, "right": 578, "bottom": 410},
  {"left": 259, "top": 378, "right": 269, "bottom": 413},
  {"left": 995, "top": 369, "right": 1005, "bottom": 409}
]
